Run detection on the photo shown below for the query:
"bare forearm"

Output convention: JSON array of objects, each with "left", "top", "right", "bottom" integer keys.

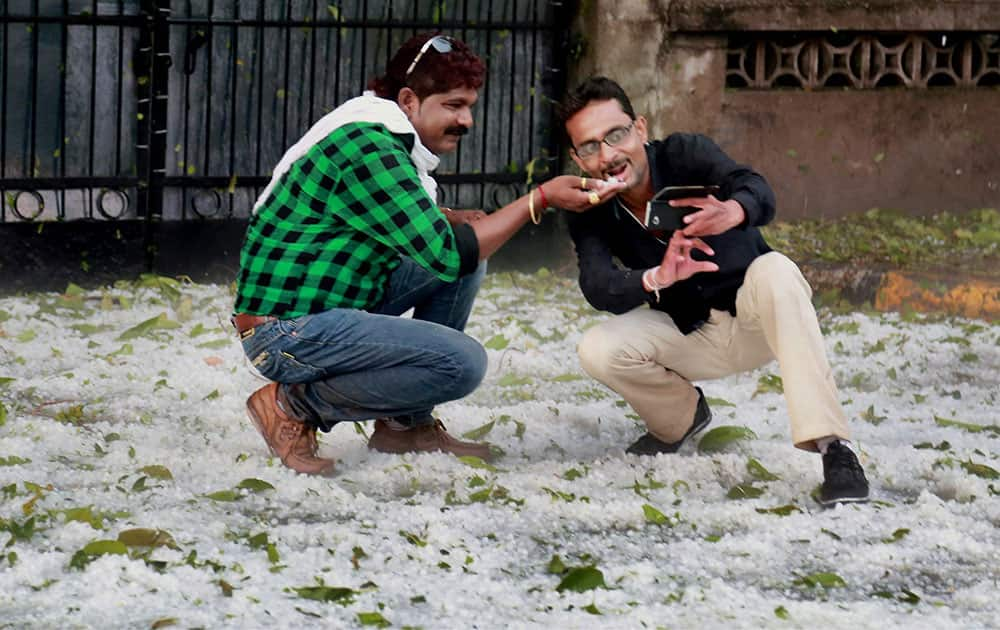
[
  {"left": 469, "top": 193, "right": 535, "bottom": 260},
  {"left": 467, "top": 175, "right": 626, "bottom": 260}
]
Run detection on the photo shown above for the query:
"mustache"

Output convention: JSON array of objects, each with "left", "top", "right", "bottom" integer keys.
[{"left": 445, "top": 125, "right": 470, "bottom": 137}]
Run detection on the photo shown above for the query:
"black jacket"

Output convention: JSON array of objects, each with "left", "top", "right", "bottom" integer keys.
[{"left": 567, "top": 133, "right": 776, "bottom": 334}]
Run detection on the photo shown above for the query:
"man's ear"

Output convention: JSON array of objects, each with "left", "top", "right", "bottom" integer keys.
[
  {"left": 634, "top": 115, "right": 649, "bottom": 143},
  {"left": 397, "top": 87, "right": 419, "bottom": 118}
]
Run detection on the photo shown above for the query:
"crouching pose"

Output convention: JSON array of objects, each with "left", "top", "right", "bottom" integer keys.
[
  {"left": 232, "top": 35, "right": 623, "bottom": 476},
  {"left": 557, "top": 77, "right": 869, "bottom": 506}
]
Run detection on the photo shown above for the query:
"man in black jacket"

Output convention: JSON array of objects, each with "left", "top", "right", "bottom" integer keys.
[{"left": 557, "top": 77, "right": 869, "bottom": 506}]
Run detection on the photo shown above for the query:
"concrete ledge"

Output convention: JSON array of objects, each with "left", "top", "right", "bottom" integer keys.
[
  {"left": 0, "top": 217, "right": 574, "bottom": 295},
  {"left": 801, "top": 262, "right": 1000, "bottom": 320},
  {"left": 4, "top": 222, "right": 996, "bottom": 321},
  {"left": 668, "top": 0, "right": 1000, "bottom": 32}
]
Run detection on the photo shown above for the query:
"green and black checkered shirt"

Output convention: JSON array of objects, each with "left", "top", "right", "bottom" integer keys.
[{"left": 234, "top": 122, "right": 465, "bottom": 317}]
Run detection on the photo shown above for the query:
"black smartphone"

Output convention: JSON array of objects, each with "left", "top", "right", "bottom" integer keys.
[{"left": 644, "top": 185, "right": 720, "bottom": 231}]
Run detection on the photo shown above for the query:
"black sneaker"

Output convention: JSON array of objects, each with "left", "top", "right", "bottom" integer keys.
[
  {"left": 626, "top": 387, "right": 712, "bottom": 455},
  {"left": 818, "top": 441, "right": 870, "bottom": 506}
]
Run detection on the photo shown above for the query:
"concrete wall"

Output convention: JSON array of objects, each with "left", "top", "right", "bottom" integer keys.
[{"left": 570, "top": 0, "right": 1000, "bottom": 219}]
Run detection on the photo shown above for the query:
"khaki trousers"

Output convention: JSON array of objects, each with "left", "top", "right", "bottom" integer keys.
[{"left": 577, "top": 252, "right": 849, "bottom": 451}]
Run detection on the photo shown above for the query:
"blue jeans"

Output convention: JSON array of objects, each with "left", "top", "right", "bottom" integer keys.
[{"left": 241, "top": 258, "right": 488, "bottom": 431}]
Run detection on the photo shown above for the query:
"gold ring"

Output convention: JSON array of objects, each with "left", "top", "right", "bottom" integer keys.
[
  {"left": 588, "top": 191, "right": 600, "bottom": 205},
  {"left": 580, "top": 177, "right": 588, "bottom": 189}
]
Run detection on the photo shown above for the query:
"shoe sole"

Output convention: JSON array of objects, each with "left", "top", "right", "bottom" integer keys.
[
  {"left": 687, "top": 413, "right": 711, "bottom": 443},
  {"left": 626, "top": 408, "right": 714, "bottom": 456},
  {"left": 815, "top": 494, "right": 870, "bottom": 508},
  {"left": 369, "top": 442, "right": 495, "bottom": 462}
]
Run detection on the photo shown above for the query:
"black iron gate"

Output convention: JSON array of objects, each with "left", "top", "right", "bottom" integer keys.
[{"left": 0, "top": 0, "right": 576, "bottom": 289}]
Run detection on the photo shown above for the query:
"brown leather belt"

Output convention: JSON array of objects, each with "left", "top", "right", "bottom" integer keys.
[{"left": 232, "top": 313, "right": 277, "bottom": 336}]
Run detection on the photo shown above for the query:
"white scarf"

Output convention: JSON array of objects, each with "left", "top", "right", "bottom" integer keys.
[{"left": 252, "top": 91, "right": 439, "bottom": 214}]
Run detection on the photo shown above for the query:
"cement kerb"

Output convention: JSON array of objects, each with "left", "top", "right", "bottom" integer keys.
[{"left": 800, "top": 262, "right": 1000, "bottom": 321}]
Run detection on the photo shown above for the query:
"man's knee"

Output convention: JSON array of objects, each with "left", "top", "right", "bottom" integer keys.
[
  {"left": 452, "top": 336, "right": 488, "bottom": 397},
  {"left": 577, "top": 324, "right": 625, "bottom": 379},
  {"left": 747, "top": 252, "right": 812, "bottom": 300}
]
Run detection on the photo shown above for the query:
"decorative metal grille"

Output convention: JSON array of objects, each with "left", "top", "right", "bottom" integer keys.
[
  {"left": 727, "top": 32, "right": 1000, "bottom": 89},
  {"left": 1, "top": 1, "right": 573, "bottom": 224}
]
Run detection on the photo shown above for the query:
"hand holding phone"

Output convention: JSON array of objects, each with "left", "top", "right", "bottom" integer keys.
[{"left": 644, "top": 185, "right": 720, "bottom": 231}]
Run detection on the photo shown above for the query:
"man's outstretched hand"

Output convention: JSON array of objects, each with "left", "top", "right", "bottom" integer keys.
[
  {"left": 541, "top": 175, "right": 626, "bottom": 212},
  {"left": 671, "top": 195, "right": 745, "bottom": 237},
  {"left": 649, "top": 231, "right": 719, "bottom": 287}
]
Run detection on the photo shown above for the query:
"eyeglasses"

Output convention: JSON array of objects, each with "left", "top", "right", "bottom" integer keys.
[
  {"left": 573, "top": 122, "right": 634, "bottom": 159},
  {"left": 405, "top": 35, "right": 454, "bottom": 78}
]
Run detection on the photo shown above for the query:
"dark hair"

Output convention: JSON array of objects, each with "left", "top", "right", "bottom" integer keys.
[
  {"left": 556, "top": 76, "right": 637, "bottom": 124},
  {"left": 368, "top": 33, "right": 486, "bottom": 101}
]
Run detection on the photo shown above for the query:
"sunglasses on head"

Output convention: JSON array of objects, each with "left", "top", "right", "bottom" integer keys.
[{"left": 405, "top": 35, "right": 454, "bottom": 78}]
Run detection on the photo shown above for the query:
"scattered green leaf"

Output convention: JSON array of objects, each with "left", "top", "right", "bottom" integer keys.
[
  {"left": 556, "top": 566, "right": 606, "bottom": 593},
  {"left": 293, "top": 585, "right": 357, "bottom": 604},
  {"left": 794, "top": 572, "right": 846, "bottom": 589},
  {"left": 698, "top": 426, "right": 757, "bottom": 453},
  {"left": 727, "top": 483, "right": 765, "bottom": 500}
]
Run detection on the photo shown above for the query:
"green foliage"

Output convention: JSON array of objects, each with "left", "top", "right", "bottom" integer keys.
[
  {"left": 498, "top": 374, "right": 531, "bottom": 387},
  {"left": 961, "top": 461, "right": 999, "bottom": 479},
  {"left": 698, "top": 426, "right": 757, "bottom": 453},
  {"left": 357, "top": 612, "right": 390, "bottom": 627},
  {"left": 746, "top": 458, "right": 780, "bottom": 481},
  {"left": 794, "top": 571, "right": 846, "bottom": 589},
  {"left": 642, "top": 504, "right": 673, "bottom": 526},
  {"left": 457, "top": 456, "right": 499, "bottom": 472},
  {"left": 204, "top": 490, "right": 240, "bottom": 502},
  {"left": 69, "top": 540, "right": 128, "bottom": 570},
  {"left": 0, "top": 516, "right": 36, "bottom": 542},
  {"left": 399, "top": 530, "right": 427, "bottom": 547},
  {"left": 872, "top": 589, "right": 921, "bottom": 604},
  {"left": 117, "top": 313, "right": 182, "bottom": 341},
  {"left": 555, "top": 566, "right": 607, "bottom": 593},
  {"left": 484, "top": 334, "right": 509, "bottom": 350},
  {"left": 761, "top": 207, "right": 1000, "bottom": 272},
  {"left": 236, "top": 478, "right": 276, "bottom": 492},
  {"left": 755, "top": 504, "right": 801, "bottom": 516},
  {"left": 58, "top": 506, "right": 108, "bottom": 530},
  {"left": 881, "top": 528, "right": 910, "bottom": 544},
  {"left": 204, "top": 478, "right": 275, "bottom": 502},
  {"left": 914, "top": 440, "right": 951, "bottom": 451},
  {"left": 118, "top": 528, "right": 179, "bottom": 550},
  {"left": 138, "top": 465, "right": 174, "bottom": 480},
  {"left": 706, "top": 396, "right": 736, "bottom": 407},
  {"left": 860, "top": 405, "right": 888, "bottom": 425},
  {"left": 727, "top": 483, "right": 764, "bottom": 500},
  {"left": 547, "top": 554, "right": 567, "bottom": 575},
  {"left": 462, "top": 420, "right": 496, "bottom": 440},
  {"left": 753, "top": 374, "right": 784, "bottom": 397},
  {"left": 935, "top": 416, "right": 1000, "bottom": 435},
  {"left": 292, "top": 585, "right": 358, "bottom": 604}
]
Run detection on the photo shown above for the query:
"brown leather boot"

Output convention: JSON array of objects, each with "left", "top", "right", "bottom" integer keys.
[
  {"left": 368, "top": 419, "right": 495, "bottom": 461},
  {"left": 246, "top": 383, "right": 335, "bottom": 476}
]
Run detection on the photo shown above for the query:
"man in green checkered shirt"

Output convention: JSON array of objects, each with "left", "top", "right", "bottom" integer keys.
[{"left": 233, "top": 33, "right": 624, "bottom": 476}]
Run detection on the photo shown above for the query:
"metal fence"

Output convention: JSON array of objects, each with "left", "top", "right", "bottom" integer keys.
[{"left": 1, "top": 0, "right": 575, "bottom": 226}]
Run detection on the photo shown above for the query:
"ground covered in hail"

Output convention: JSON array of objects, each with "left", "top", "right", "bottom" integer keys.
[{"left": 0, "top": 271, "right": 998, "bottom": 629}]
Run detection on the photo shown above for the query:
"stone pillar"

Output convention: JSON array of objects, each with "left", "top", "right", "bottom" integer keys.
[{"left": 568, "top": 2, "right": 727, "bottom": 139}]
